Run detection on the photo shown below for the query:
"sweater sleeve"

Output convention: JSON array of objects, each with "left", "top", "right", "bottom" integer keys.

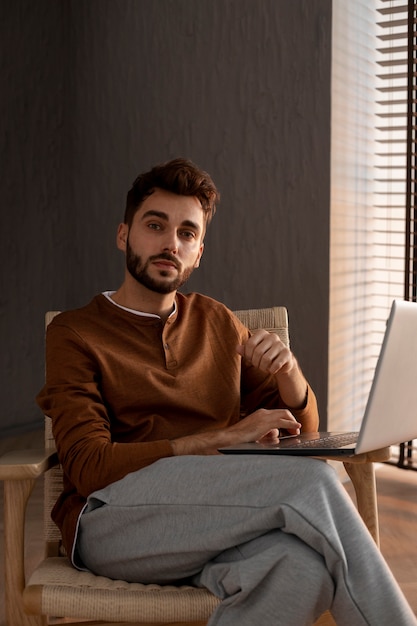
[{"left": 36, "top": 321, "right": 174, "bottom": 498}]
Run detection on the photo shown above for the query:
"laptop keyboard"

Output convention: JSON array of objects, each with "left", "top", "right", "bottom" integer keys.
[{"left": 284, "top": 432, "right": 358, "bottom": 449}]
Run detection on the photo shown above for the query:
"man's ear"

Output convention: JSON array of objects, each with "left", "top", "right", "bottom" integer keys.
[
  {"left": 194, "top": 242, "right": 204, "bottom": 268},
  {"left": 116, "top": 223, "right": 128, "bottom": 252}
]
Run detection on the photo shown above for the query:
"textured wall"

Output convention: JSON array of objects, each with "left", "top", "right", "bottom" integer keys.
[
  {"left": 1, "top": 1, "right": 71, "bottom": 436},
  {"left": 1, "top": 0, "right": 331, "bottom": 435}
]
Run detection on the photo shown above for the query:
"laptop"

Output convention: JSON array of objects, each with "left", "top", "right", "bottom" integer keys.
[{"left": 219, "top": 299, "right": 417, "bottom": 458}]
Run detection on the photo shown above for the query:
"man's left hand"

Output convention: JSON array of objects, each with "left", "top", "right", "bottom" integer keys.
[{"left": 236, "top": 329, "right": 296, "bottom": 376}]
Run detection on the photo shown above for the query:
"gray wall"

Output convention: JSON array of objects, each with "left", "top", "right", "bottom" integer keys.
[{"left": 1, "top": 0, "right": 331, "bottom": 437}]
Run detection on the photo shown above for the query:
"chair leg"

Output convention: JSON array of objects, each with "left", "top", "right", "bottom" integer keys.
[
  {"left": 4, "top": 478, "right": 45, "bottom": 626},
  {"left": 343, "top": 461, "right": 379, "bottom": 546}
]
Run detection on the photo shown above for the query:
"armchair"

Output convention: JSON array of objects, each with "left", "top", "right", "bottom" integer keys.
[{"left": 0, "top": 306, "right": 390, "bottom": 626}]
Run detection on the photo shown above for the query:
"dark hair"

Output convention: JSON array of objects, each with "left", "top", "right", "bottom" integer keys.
[{"left": 124, "top": 158, "right": 220, "bottom": 227}]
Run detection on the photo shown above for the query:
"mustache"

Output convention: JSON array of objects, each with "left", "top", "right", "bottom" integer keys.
[{"left": 149, "top": 252, "right": 181, "bottom": 270}]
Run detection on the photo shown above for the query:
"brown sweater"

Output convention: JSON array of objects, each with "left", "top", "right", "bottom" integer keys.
[{"left": 36, "top": 292, "right": 319, "bottom": 558}]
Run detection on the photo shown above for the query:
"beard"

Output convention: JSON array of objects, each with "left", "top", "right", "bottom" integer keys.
[{"left": 125, "top": 240, "right": 196, "bottom": 294}]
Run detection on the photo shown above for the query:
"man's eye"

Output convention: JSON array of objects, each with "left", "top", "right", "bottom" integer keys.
[
  {"left": 181, "top": 230, "right": 196, "bottom": 239},
  {"left": 148, "top": 223, "right": 161, "bottom": 230}
]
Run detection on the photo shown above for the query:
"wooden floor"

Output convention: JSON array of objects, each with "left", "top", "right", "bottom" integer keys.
[{"left": 1, "top": 430, "right": 416, "bottom": 625}]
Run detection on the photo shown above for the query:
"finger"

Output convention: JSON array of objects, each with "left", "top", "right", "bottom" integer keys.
[
  {"left": 238, "top": 330, "right": 271, "bottom": 363},
  {"left": 257, "top": 430, "right": 280, "bottom": 443},
  {"left": 256, "top": 346, "right": 282, "bottom": 373},
  {"left": 260, "top": 342, "right": 296, "bottom": 375},
  {"left": 279, "top": 417, "right": 301, "bottom": 432},
  {"left": 249, "top": 332, "right": 290, "bottom": 373},
  {"left": 260, "top": 428, "right": 280, "bottom": 439},
  {"left": 286, "top": 427, "right": 301, "bottom": 435},
  {"left": 261, "top": 409, "right": 300, "bottom": 432}
]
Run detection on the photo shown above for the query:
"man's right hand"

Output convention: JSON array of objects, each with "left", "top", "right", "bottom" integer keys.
[
  {"left": 170, "top": 408, "right": 301, "bottom": 456},
  {"left": 227, "top": 408, "right": 301, "bottom": 442}
]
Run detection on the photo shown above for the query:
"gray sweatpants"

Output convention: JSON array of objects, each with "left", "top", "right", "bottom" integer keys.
[{"left": 75, "top": 455, "right": 416, "bottom": 625}]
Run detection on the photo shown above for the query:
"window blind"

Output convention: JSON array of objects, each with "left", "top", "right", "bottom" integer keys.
[
  {"left": 405, "top": 0, "right": 417, "bottom": 303},
  {"left": 375, "top": 1, "right": 408, "bottom": 328},
  {"left": 376, "top": 0, "right": 417, "bottom": 305},
  {"left": 330, "top": 1, "right": 416, "bottom": 468},
  {"left": 376, "top": 0, "right": 417, "bottom": 468}
]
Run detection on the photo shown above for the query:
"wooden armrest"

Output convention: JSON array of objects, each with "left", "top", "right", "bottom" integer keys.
[
  {"left": 2, "top": 448, "right": 58, "bottom": 621},
  {"left": 0, "top": 447, "right": 59, "bottom": 480}
]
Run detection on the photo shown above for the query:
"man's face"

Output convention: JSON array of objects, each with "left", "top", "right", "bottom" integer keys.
[{"left": 117, "top": 188, "right": 205, "bottom": 294}]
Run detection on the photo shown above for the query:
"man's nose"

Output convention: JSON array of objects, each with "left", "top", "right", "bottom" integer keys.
[{"left": 162, "top": 230, "right": 179, "bottom": 254}]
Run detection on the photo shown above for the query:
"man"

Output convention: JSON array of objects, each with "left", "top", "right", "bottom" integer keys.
[{"left": 37, "top": 158, "right": 416, "bottom": 625}]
